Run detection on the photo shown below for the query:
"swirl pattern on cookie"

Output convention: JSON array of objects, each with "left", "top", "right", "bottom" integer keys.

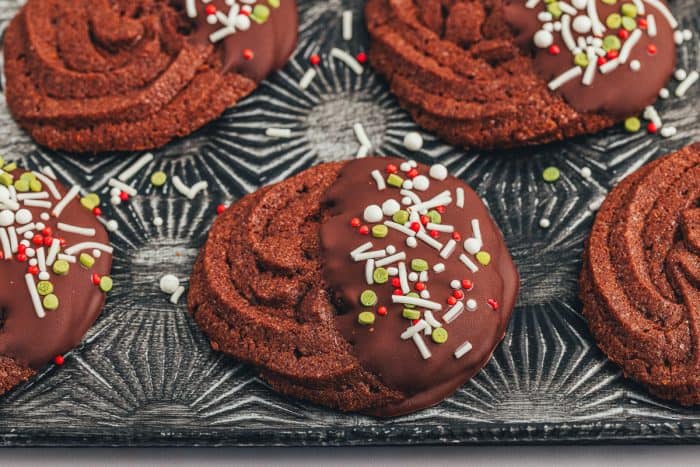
[
  {"left": 189, "top": 157, "right": 519, "bottom": 416},
  {"left": 580, "top": 143, "right": 700, "bottom": 405},
  {"left": 3, "top": 0, "right": 297, "bottom": 153}
]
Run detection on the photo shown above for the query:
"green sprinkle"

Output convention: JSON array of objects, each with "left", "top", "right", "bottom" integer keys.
[
  {"left": 402, "top": 308, "right": 421, "bottom": 320},
  {"left": 624, "top": 116, "right": 641, "bottom": 132},
  {"left": 392, "top": 210, "right": 409, "bottom": 225},
  {"left": 603, "top": 35, "right": 622, "bottom": 51},
  {"left": 360, "top": 289, "right": 378, "bottom": 307},
  {"left": 0, "top": 172, "right": 13, "bottom": 186},
  {"left": 601, "top": 0, "right": 617, "bottom": 4},
  {"left": 605, "top": 13, "right": 622, "bottom": 29},
  {"left": 411, "top": 258, "right": 428, "bottom": 272},
  {"left": 81, "top": 193, "right": 101, "bottom": 211},
  {"left": 403, "top": 292, "right": 419, "bottom": 309},
  {"left": 268, "top": 0, "right": 280, "bottom": 7},
  {"left": 373, "top": 267, "right": 389, "bottom": 284},
  {"left": 150, "top": 171, "right": 168, "bottom": 187},
  {"left": 29, "top": 179, "right": 42, "bottom": 192},
  {"left": 387, "top": 173, "right": 404, "bottom": 188},
  {"left": 0, "top": 156, "right": 4, "bottom": 169},
  {"left": 43, "top": 294, "right": 59, "bottom": 311},
  {"left": 542, "top": 166, "right": 560, "bottom": 183},
  {"left": 620, "top": 3, "right": 637, "bottom": 17},
  {"left": 358, "top": 311, "right": 375, "bottom": 325},
  {"left": 371, "top": 224, "right": 388, "bottom": 238},
  {"left": 432, "top": 327, "right": 448, "bottom": 344},
  {"left": 3, "top": 162, "right": 16, "bottom": 172},
  {"left": 573, "top": 52, "right": 589, "bottom": 68},
  {"left": 52, "top": 260, "right": 70, "bottom": 275},
  {"left": 250, "top": 4, "right": 270, "bottom": 23},
  {"left": 19, "top": 172, "right": 36, "bottom": 182},
  {"left": 79, "top": 253, "right": 95, "bottom": 269},
  {"left": 36, "top": 280, "right": 53, "bottom": 296},
  {"left": 476, "top": 251, "right": 491, "bottom": 266},
  {"left": 99, "top": 276, "right": 113, "bottom": 293},
  {"left": 546, "top": 2, "right": 562, "bottom": 18},
  {"left": 13, "top": 179, "right": 29, "bottom": 193},
  {"left": 427, "top": 210, "right": 442, "bottom": 224},
  {"left": 621, "top": 16, "right": 637, "bottom": 30}
]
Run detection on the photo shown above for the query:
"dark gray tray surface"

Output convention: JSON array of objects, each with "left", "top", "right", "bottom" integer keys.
[{"left": 0, "top": 0, "right": 698, "bottom": 446}]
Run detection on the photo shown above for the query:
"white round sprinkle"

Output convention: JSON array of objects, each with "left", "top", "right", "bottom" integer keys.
[
  {"left": 401, "top": 196, "right": 413, "bottom": 206},
  {"left": 588, "top": 199, "right": 603, "bottom": 211},
  {"left": 412, "top": 175, "right": 430, "bottom": 191},
  {"left": 40, "top": 212, "right": 50, "bottom": 221},
  {"left": 572, "top": 16, "right": 592, "bottom": 34},
  {"left": 659, "top": 88, "right": 670, "bottom": 99},
  {"left": 110, "top": 187, "right": 121, "bottom": 197},
  {"left": 38, "top": 272, "right": 50, "bottom": 281},
  {"left": 592, "top": 37, "right": 602, "bottom": 47},
  {"left": 403, "top": 132, "right": 423, "bottom": 151},
  {"left": 537, "top": 11, "right": 552, "bottom": 21},
  {"left": 466, "top": 299, "right": 477, "bottom": 311},
  {"left": 571, "top": 0, "right": 587, "bottom": 9},
  {"left": 15, "top": 209, "right": 32, "bottom": 225},
  {"left": 24, "top": 231, "right": 34, "bottom": 240},
  {"left": 543, "top": 22, "right": 554, "bottom": 32},
  {"left": 683, "top": 29, "right": 693, "bottom": 41},
  {"left": 93, "top": 249, "right": 102, "bottom": 258},
  {"left": 0, "top": 210, "right": 14, "bottom": 227},
  {"left": 29, "top": 258, "right": 38, "bottom": 266},
  {"left": 534, "top": 29, "right": 553, "bottom": 48},
  {"left": 387, "top": 267, "right": 399, "bottom": 276},
  {"left": 106, "top": 220, "right": 119, "bottom": 232},
  {"left": 363, "top": 204, "right": 383, "bottom": 223},
  {"left": 420, "top": 290, "right": 430, "bottom": 299},
  {"left": 408, "top": 272, "right": 419, "bottom": 282},
  {"left": 581, "top": 167, "right": 592, "bottom": 179},
  {"left": 675, "top": 69, "right": 687, "bottom": 81},
  {"left": 629, "top": 60, "right": 641, "bottom": 72},
  {"left": 400, "top": 162, "right": 412, "bottom": 172},
  {"left": 0, "top": 186, "right": 9, "bottom": 199},
  {"left": 206, "top": 14, "right": 217, "bottom": 24},
  {"left": 539, "top": 218, "right": 551, "bottom": 229},
  {"left": 153, "top": 217, "right": 164, "bottom": 227},
  {"left": 464, "top": 238, "right": 482, "bottom": 255},
  {"left": 35, "top": 223, "right": 45, "bottom": 231},
  {"left": 406, "top": 237, "right": 417, "bottom": 248},
  {"left": 159, "top": 274, "right": 180, "bottom": 294},
  {"left": 408, "top": 160, "right": 417, "bottom": 168},
  {"left": 382, "top": 199, "right": 401, "bottom": 216},
  {"left": 402, "top": 180, "right": 414, "bottom": 190},
  {"left": 385, "top": 245, "right": 396, "bottom": 255},
  {"left": 450, "top": 280, "right": 461, "bottom": 289},
  {"left": 674, "top": 30, "right": 685, "bottom": 45},
  {"left": 553, "top": 21, "right": 562, "bottom": 31},
  {"left": 429, "top": 164, "right": 448, "bottom": 181},
  {"left": 110, "top": 196, "right": 122, "bottom": 206},
  {"left": 26, "top": 247, "right": 35, "bottom": 257}
]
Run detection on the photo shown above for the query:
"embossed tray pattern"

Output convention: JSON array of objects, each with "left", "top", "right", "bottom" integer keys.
[{"left": 0, "top": 0, "right": 698, "bottom": 447}]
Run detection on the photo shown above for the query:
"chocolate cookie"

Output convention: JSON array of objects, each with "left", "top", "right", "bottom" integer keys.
[
  {"left": 188, "top": 157, "right": 519, "bottom": 416},
  {"left": 365, "top": 0, "right": 678, "bottom": 149},
  {"left": 580, "top": 142, "right": 700, "bottom": 405},
  {"left": 3, "top": 0, "right": 297, "bottom": 153},
  {"left": 0, "top": 161, "right": 113, "bottom": 395}
]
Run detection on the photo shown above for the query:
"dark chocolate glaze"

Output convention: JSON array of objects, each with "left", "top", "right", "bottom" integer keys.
[
  {"left": 503, "top": 0, "right": 676, "bottom": 118},
  {"left": 0, "top": 170, "right": 112, "bottom": 370},
  {"left": 181, "top": 0, "right": 298, "bottom": 82},
  {"left": 320, "top": 158, "right": 519, "bottom": 416}
]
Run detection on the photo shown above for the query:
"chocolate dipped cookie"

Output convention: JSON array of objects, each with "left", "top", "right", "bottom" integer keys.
[
  {"left": 365, "top": 0, "right": 679, "bottom": 149},
  {"left": 3, "top": 0, "right": 297, "bottom": 153},
  {"left": 580, "top": 142, "right": 700, "bottom": 405},
  {"left": 188, "top": 157, "right": 519, "bottom": 416},
  {"left": 0, "top": 161, "right": 113, "bottom": 395}
]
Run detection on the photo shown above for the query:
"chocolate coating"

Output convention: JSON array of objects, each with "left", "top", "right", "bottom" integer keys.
[
  {"left": 3, "top": 0, "right": 297, "bottom": 153},
  {"left": 504, "top": 0, "right": 676, "bottom": 118},
  {"left": 580, "top": 143, "right": 700, "bottom": 405},
  {"left": 0, "top": 168, "right": 112, "bottom": 395}
]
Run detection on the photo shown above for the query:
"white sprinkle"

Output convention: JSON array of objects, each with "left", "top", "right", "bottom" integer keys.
[
  {"left": 409, "top": 191, "right": 452, "bottom": 213},
  {"left": 581, "top": 167, "right": 592, "bottom": 179},
  {"left": 118, "top": 153, "right": 154, "bottom": 182},
  {"left": 387, "top": 267, "right": 398, "bottom": 276},
  {"left": 392, "top": 294, "right": 442, "bottom": 311},
  {"left": 660, "top": 126, "right": 677, "bottom": 138},
  {"left": 454, "top": 341, "right": 473, "bottom": 359},
  {"left": 385, "top": 244, "right": 396, "bottom": 254},
  {"left": 416, "top": 231, "right": 443, "bottom": 250},
  {"left": 185, "top": 0, "right": 197, "bottom": 18},
  {"left": 23, "top": 199, "right": 52, "bottom": 209},
  {"left": 265, "top": 127, "right": 292, "bottom": 138},
  {"left": 424, "top": 310, "right": 442, "bottom": 328},
  {"left": 526, "top": 0, "right": 541, "bottom": 8},
  {"left": 40, "top": 166, "right": 57, "bottom": 180},
  {"left": 643, "top": 0, "right": 677, "bottom": 27},
  {"left": 32, "top": 172, "right": 61, "bottom": 199},
  {"left": 153, "top": 217, "right": 164, "bottom": 227},
  {"left": 466, "top": 299, "right": 478, "bottom": 311},
  {"left": 400, "top": 189, "right": 422, "bottom": 206},
  {"left": 350, "top": 242, "right": 373, "bottom": 258},
  {"left": 353, "top": 123, "right": 372, "bottom": 148},
  {"left": 382, "top": 199, "right": 400, "bottom": 216},
  {"left": 397, "top": 261, "right": 410, "bottom": 294},
  {"left": 400, "top": 162, "right": 412, "bottom": 172},
  {"left": 674, "top": 30, "right": 684, "bottom": 45},
  {"left": 51, "top": 185, "right": 81, "bottom": 217},
  {"left": 676, "top": 71, "right": 699, "bottom": 97},
  {"left": 401, "top": 320, "right": 428, "bottom": 340},
  {"left": 439, "top": 239, "right": 457, "bottom": 259},
  {"left": 683, "top": 29, "right": 693, "bottom": 41},
  {"left": 539, "top": 218, "right": 551, "bottom": 229},
  {"left": 384, "top": 221, "right": 416, "bottom": 237},
  {"left": 455, "top": 188, "right": 464, "bottom": 209},
  {"left": 412, "top": 175, "right": 430, "bottom": 192},
  {"left": 433, "top": 263, "right": 445, "bottom": 273},
  {"left": 209, "top": 27, "right": 235, "bottom": 43},
  {"left": 110, "top": 196, "right": 121, "bottom": 206},
  {"left": 106, "top": 220, "right": 118, "bottom": 232},
  {"left": 450, "top": 280, "right": 461, "bottom": 289},
  {"left": 548, "top": 66, "right": 582, "bottom": 90},
  {"left": 342, "top": 10, "right": 353, "bottom": 40},
  {"left": 419, "top": 270, "right": 428, "bottom": 282},
  {"left": 299, "top": 68, "right": 317, "bottom": 90},
  {"left": 647, "top": 14, "right": 657, "bottom": 37},
  {"left": 108, "top": 178, "right": 137, "bottom": 197},
  {"left": 429, "top": 164, "right": 448, "bottom": 181},
  {"left": 412, "top": 333, "right": 432, "bottom": 360},
  {"left": 408, "top": 272, "right": 419, "bottom": 282},
  {"left": 25, "top": 273, "right": 45, "bottom": 318},
  {"left": 443, "top": 301, "right": 464, "bottom": 324},
  {"left": 16, "top": 223, "right": 35, "bottom": 235},
  {"left": 559, "top": 2, "right": 577, "bottom": 15},
  {"left": 629, "top": 59, "right": 641, "bottom": 72},
  {"left": 599, "top": 58, "right": 620, "bottom": 74},
  {"left": 160, "top": 274, "right": 180, "bottom": 294},
  {"left": 401, "top": 196, "right": 413, "bottom": 206},
  {"left": 402, "top": 180, "right": 414, "bottom": 190},
  {"left": 0, "top": 228, "right": 11, "bottom": 259},
  {"left": 17, "top": 192, "right": 49, "bottom": 200},
  {"left": 64, "top": 241, "right": 113, "bottom": 256},
  {"left": 171, "top": 176, "right": 208, "bottom": 200},
  {"left": 36, "top": 246, "right": 46, "bottom": 272},
  {"left": 38, "top": 272, "right": 49, "bottom": 281},
  {"left": 57, "top": 253, "right": 76, "bottom": 263},
  {"left": 619, "top": 28, "right": 642, "bottom": 64},
  {"left": 582, "top": 53, "right": 597, "bottom": 85},
  {"left": 403, "top": 132, "right": 423, "bottom": 151},
  {"left": 560, "top": 14, "right": 577, "bottom": 51},
  {"left": 375, "top": 251, "right": 406, "bottom": 267},
  {"left": 675, "top": 69, "right": 688, "bottom": 81},
  {"left": 356, "top": 144, "right": 370, "bottom": 159},
  {"left": 406, "top": 236, "right": 417, "bottom": 248},
  {"left": 643, "top": 105, "right": 663, "bottom": 128},
  {"left": 170, "top": 286, "right": 186, "bottom": 305},
  {"left": 57, "top": 222, "right": 96, "bottom": 237},
  {"left": 330, "top": 48, "right": 364, "bottom": 74},
  {"left": 460, "top": 254, "right": 479, "bottom": 273},
  {"left": 363, "top": 204, "right": 383, "bottom": 223},
  {"left": 46, "top": 238, "right": 61, "bottom": 266},
  {"left": 427, "top": 222, "right": 453, "bottom": 233},
  {"left": 92, "top": 249, "right": 101, "bottom": 258},
  {"left": 353, "top": 249, "right": 387, "bottom": 262},
  {"left": 365, "top": 258, "right": 375, "bottom": 285},
  {"left": 586, "top": 0, "right": 605, "bottom": 36},
  {"left": 0, "top": 210, "right": 13, "bottom": 226},
  {"left": 659, "top": 87, "right": 670, "bottom": 99},
  {"left": 371, "top": 170, "right": 386, "bottom": 190},
  {"left": 7, "top": 227, "right": 17, "bottom": 253},
  {"left": 534, "top": 28, "right": 554, "bottom": 48}
]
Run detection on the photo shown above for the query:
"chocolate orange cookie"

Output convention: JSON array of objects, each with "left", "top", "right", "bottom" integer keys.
[
  {"left": 580, "top": 142, "right": 700, "bottom": 405},
  {"left": 0, "top": 161, "right": 113, "bottom": 394},
  {"left": 3, "top": 0, "right": 297, "bottom": 153},
  {"left": 188, "top": 157, "right": 519, "bottom": 416},
  {"left": 365, "top": 0, "right": 679, "bottom": 149}
]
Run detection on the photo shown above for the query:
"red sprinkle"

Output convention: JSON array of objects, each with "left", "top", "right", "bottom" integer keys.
[
  {"left": 356, "top": 52, "right": 367, "bottom": 64},
  {"left": 216, "top": 204, "right": 226, "bottom": 215},
  {"left": 358, "top": 225, "right": 369, "bottom": 235},
  {"left": 436, "top": 206, "right": 446, "bottom": 214},
  {"left": 309, "top": 54, "right": 321, "bottom": 66},
  {"left": 43, "top": 236, "right": 53, "bottom": 247},
  {"left": 59, "top": 238, "right": 67, "bottom": 248},
  {"left": 393, "top": 289, "right": 403, "bottom": 296},
  {"left": 17, "top": 253, "right": 27, "bottom": 262},
  {"left": 452, "top": 232, "right": 462, "bottom": 241},
  {"left": 453, "top": 290, "right": 464, "bottom": 300},
  {"left": 420, "top": 215, "right": 430, "bottom": 225},
  {"left": 377, "top": 306, "right": 388, "bottom": 316},
  {"left": 205, "top": 4, "right": 217, "bottom": 15},
  {"left": 638, "top": 18, "right": 647, "bottom": 29},
  {"left": 391, "top": 277, "right": 401, "bottom": 288},
  {"left": 597, "top": 56, "right": 607, "bottom": 66},
  {"left": 415, "top": 282, "right": 426, "bottom": 291},
  {"left": 447, "top": 296, "right": 457, "bottom": 306},
  {"left": 618, "top": 29, "right": 629, "bottom": 40},
  {"left": 53, "top": 355, "right": 64, "bottom": 366},
  {"left": 17, "top": 244, "right": 26, "bottom": 254},
  {"left": 429, "top": 230, "right": 439, "bottom": 239},
  {"left": 487, "top": 299, "right": 499, "bottom": 310},
  {"left": 91, "top": 274, "right": 101, "bottom": 285},
  {"left": 41, "top": 227, "right": 52, "bottom": 237},
  {"left": 647, "top": 122, "right": 657, "bottom": 133},
  {"left": 92, "top": 207, "right": 102, "bottom": 216},
  {"left": 407, "top": 168, "right": 419, "bottom": 179},
  {"left": 350, "top": 217, "right": 361, "bottom": 228},
  {"left": 548, "top": 44, "right": 560, "bottom": 55},
  {"left": 606, "top": 50, "right": 619, "bottom": 60},
  {"left": 462, "top": 279, "right": 473, "bottom": 290},
  {"left": 647, "top": 44, "right": 657, "bottom": 55},
  {"left": 32, "top": 234, "right": 43, "bottom": 246},
  {"left": 119, "top": 191, "right": 129, "bottom": 202},
  {"left": 28, "top": 265, "right": 39, "bottom": 275},
  {"left": 386, "top": 163, "right": 398, "bottom": 174},
  {"left": 242, "top": 49, "right": 254, "bottom": 61},
  {"left": 409, "top": 222, "right": 421, "bottom": 232}
]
